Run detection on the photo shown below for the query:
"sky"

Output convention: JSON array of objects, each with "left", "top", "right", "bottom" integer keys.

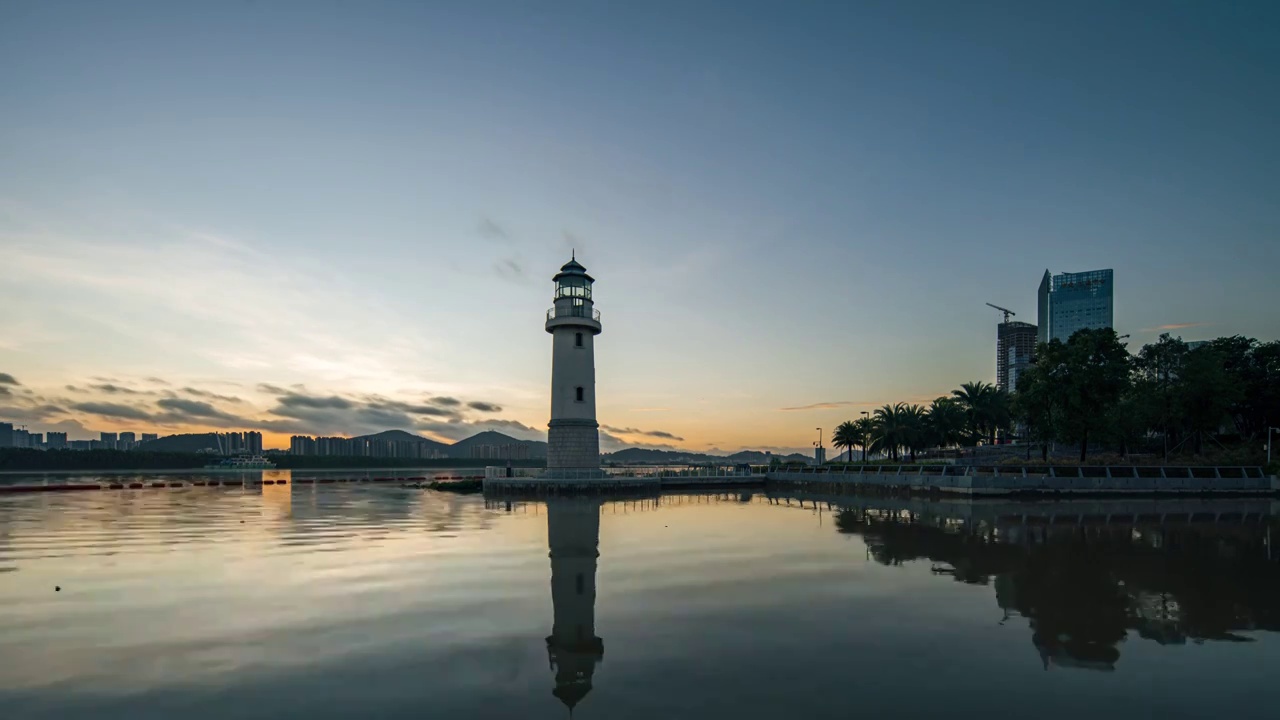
[{"left": 1, "top": 0, "right": 1277, "bottom": 453}]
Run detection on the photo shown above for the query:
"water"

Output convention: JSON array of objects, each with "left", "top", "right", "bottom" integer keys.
[{"left": 2, "top": 484, "right": 1279, "bottom": 719}]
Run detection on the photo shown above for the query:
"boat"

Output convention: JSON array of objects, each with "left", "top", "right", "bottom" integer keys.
[{"left": 204, "top": 455, "right": 277, "bottom": 470}]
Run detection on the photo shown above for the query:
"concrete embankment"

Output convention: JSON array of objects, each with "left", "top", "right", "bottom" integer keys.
[{"left": 765, "top": 465, "right": 1278, "bottom": 497}]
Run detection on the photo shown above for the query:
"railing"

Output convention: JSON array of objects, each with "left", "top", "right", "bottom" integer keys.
[
  {"left": 546, "top": 306, "right": 601, "bottom": 323},
  {"left": 766, "top": 465, "right": 1270, "bottom": 480}
]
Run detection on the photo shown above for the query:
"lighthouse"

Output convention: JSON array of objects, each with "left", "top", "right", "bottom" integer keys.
[{"left": 545, "top": 254, "right": 602, "bottom": 474}]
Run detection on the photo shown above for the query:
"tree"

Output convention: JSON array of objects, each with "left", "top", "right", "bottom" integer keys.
[
  {"left": 872, "top": 403, "right": 908, "bottom": 462},
  {"left": 952, "top": 381, "right": 992, "bottom": 445},
  {"left": 832, "top": 421, "right": 860, "bottom": 463},
  {"left": 900, "top": 404, "right": 928, "bottom": 462},
  {"left": 926, "top": 396, "right": 967, "bottom": 449},
  {"left": 853, "top": 416, "right": 875, "bottom": 463},
  {"left": 1057, "top": 328, "right": 1133, "bottom": 462},
  {"left": 1014, "top": 340, "right": 1067, "bottom": 463},
  {"left": 1135, "top": 333, "right": 1189, "bottom": 461},
  {"left": 1179, "top": 346, "right": 1242, "bottom": 455}
]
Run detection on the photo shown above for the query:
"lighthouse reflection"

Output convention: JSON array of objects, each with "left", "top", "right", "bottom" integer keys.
[{"left": 544, "top": 498, "right": 605, "bottom": 713}]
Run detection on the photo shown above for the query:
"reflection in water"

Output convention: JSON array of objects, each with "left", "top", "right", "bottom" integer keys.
[
  {"left": 545, "top": 499, "right": 605, "bottom": 712},
  {"left": 4, "top": 487, "right": 1280, "bottom": 718},
  {"left": 828, "top": 499, "right": 1280, "bottom": 671}
]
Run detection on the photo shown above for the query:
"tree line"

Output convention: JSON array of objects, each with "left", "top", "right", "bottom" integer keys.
[{"left": 831, "top": 329, "right": 1279, "bottom": 466}]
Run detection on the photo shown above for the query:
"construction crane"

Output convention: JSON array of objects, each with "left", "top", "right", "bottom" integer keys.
[{"left": 985, "top": 302, "right": 1016, "bottom": 324}]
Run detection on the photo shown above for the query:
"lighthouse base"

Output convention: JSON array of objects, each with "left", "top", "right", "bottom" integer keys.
[{"left": 547, "top": 419, "right": 601, "bottom": 471}]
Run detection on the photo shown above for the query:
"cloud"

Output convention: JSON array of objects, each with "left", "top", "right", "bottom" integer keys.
[
  {"left": 363, "top": 396, "right": 461, "bottom": 418},
  {"left": 276, "top": 394, "right": 353, "bottom": 410},
  {"left": 779, "top": 401, "right": 862, "bottom": 411},
  {"left": 601, "top": 425, "right": 685, "bottom": 442},
  {"left": 182, "top": 387, "right": 243, "bottom": 403},
  {"left": 155, "top": 398, "right": 242, "bottom": 421},
  {"left": 1143, "top": 322, "right": 1208, "bottom": 332},
  {"left": 69, "top": 402, "right": 155, "bottom": 421},
  {"left": 257, "top": 383, "right": 290, "bottom": 394},
  {"left": 0, "top": 373, "right": 18, "bottom": 385},
  {"left": 477, "top": 215, "right": 510, "bottom": 241},
  {"left": 467, "top": 401, "right": 502, "bottom": 413},
  {"left": 145, "top": 377, "right": 171, "bottom": 385},
  {"left": 89, "top": 383, "right": 149, "bottom": 395},
  {"left": 65, "top": 385, "right": 85, "bottom": 392},
  {"left": 0, "top": 387, "right": 8, "bottom": 396},
  {"left": 0, "top": 404, "right": 64, "bottom": 422},
  {"left": 598, "top": 430, "right": 679, "bottom": 453},
  {"left": 430, "top": 396, "right": 461, "bottom": 407},
  {"left": 493, "top": 258, "right": 524, "bottom": 281}
]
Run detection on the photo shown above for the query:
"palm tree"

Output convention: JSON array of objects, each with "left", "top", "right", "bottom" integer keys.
[
  {"left": 953, "top": 381, "right": 999, "bottom": 444},
  {"left": 871, "top": 403, "right": 907, "bottom": 461},
  {"left": 853, "top": 416, "right": 874, "bottom": 462},
  {"left": 899, "top": 404, "right": 928, "bottom": 462},
  {"left": 987, "top": 388, "right": 1012, "bottom": 445},
  {"left": 927, "top": 396, "right": 967, "bottom": 449},
  {"left": 832, "top": 421, "right": 859, "bottom": 463}
]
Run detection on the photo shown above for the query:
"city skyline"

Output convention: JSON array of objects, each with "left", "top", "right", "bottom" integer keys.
[{"left": 2, "top": 2, "right": 1278, "bottom": 453}]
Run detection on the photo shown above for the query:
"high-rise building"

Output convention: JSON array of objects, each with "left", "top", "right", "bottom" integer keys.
[
  {"left": 0, "top": 422, "right": 13, "bottom": 448},
  {"left": 1037, "top": 268, "right": 1114, "bottom": 343},
  {"left": 996, "top": 321, "right": 1038, "bottom": 393},
  {"left": 100, "top": 432, "right": 118, "bottom": 450},
  {"left": 246, "top": 431, "right": 263, "bottom": 455},
  {"left": 118, "top": 431, "right": 137, "bottom": 450},
  {"left": 14, "top": 429, "right": 32, "bottom": 448},
  {"left": 46, "top": 432, "right": 68, "bottom": 449},
  {"left": 141, "top": 433, "right": 158, "bottom": 443},
  {"left": 1008, "top": 344, "right": 1034, "bottom": 392}
]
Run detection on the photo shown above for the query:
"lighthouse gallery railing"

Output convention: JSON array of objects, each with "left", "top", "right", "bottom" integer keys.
[{"left": 546, "top": 306, "right": 602, "bottom": 322}]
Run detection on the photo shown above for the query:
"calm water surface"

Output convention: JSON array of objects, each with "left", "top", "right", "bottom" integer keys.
[{"left": 2, "top": 482, "right": 1279, "bottom": 719}]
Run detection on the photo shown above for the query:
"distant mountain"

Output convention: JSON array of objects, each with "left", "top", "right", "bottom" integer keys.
[
  {"left": 602, "top": 447, "right": 811, "bottom": 465},
  {"left": 449, "top": 430, "right": 548, "bottom": 459},
  {"left": 352, "top": 429, "right": 450, "bottom": 453},
  {"left": 137, "top": 433, "right": 224, "bottom": 453}
]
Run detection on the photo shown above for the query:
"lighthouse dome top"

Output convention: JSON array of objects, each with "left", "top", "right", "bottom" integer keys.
[{"left": 553, "top": 255, "right": 594, "bottom": 283}]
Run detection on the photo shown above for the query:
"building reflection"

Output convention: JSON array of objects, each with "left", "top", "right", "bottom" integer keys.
[
  {"left": 544, "top": 498, "right": 605, "bottom": 713},
  {"left": 825, "top": 498, "right": 1280, "bottom": 672}
]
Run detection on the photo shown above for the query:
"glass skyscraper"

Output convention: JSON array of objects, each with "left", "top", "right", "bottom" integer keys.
[{"left": 1037, "top": 268, "right": 1114, "bottom": 343}]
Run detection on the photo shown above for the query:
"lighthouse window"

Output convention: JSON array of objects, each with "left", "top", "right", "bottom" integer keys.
[
  {"left": 575, "top": 332, "right": 583, "bottom": 347},
  {"left": 575, "top": 386, "right": 584, "bottom": 402}
]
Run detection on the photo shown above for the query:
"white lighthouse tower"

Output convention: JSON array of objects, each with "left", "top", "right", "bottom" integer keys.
[{"left": 545, "top": 254, "right": 602, "bottom": 475}]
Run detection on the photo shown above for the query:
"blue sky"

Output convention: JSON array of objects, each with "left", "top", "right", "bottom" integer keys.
[{"left": 1, "top": 0, "right": 1277, "bottom": 450}]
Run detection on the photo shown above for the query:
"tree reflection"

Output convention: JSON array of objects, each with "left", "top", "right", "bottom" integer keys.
[{"left": 834, "top": 504, "right": 1280, "bottom": 670}]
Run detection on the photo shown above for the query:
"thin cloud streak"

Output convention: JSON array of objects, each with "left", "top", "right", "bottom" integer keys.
[{"left": 1142, "top": 322, "right": 1209, "bottom": 332}]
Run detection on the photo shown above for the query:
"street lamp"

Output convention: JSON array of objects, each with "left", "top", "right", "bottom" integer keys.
[{"left": 816, "top": 427, "right": 823, "bottom": 448}]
